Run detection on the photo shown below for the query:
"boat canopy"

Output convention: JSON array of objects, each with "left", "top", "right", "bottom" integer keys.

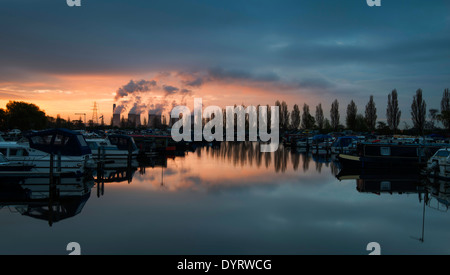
[
  {"left": 332, "top": 136, "right": 359, "bottom": 147},
  {"left": 434, "top": 150, "right": 450, "bottom": 158},
  {"left": 25, "top": 128, "right": 91, "bottom": 156},
  {"left": 107, "top": 135, "right": 138, "bottom": 151}
]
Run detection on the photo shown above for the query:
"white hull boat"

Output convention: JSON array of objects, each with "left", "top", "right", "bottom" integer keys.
[
  {"left": 425, "top": 149, "right": 450, "bottom": 180},
  {"left": 0, "top": 129, "right": 94, "bottom": 176}
]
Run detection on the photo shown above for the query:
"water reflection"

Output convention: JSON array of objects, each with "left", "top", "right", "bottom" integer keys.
[
  {"left": 176, "top": 142, "right": 338, "bottom": 174},
  {"left": 121, "top": 143, "right": 342, "bottom": 193},
  {"left": 337, "top": 168, "right": 450, "bottom": 243},
  {"left": 2, "top": 142, "right": 450, "bottom": 254},
  {"left": 0, "top": 176, "right": 94, "bottom": 226}
]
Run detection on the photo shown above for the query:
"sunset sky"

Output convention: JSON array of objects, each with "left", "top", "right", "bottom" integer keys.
[{"left": 0, "top": 0, "right": 449, "bottom": 126}]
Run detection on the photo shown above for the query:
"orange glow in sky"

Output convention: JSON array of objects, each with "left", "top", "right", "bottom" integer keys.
[{"left": 0, "top": 71, "right": 314, "bottom": 124}]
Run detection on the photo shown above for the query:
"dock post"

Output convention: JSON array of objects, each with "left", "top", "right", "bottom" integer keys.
[
  {"left": 48, "top": 153, "right": 55, "bottom": 227},
  {"left": 127, "top": 141, "right": 132, "bottom": 170},
  {"left": 49, "top": 153, "right": 54, "bottom": 186},
  {"left": 56, "top": 151, "right": 61, "bottom": 197},
  {"left": 419, "top": 144, "right": 422, "bottom": 165},
  {"left": 57, "top": 151, "right": 61, "bottom": 173}
]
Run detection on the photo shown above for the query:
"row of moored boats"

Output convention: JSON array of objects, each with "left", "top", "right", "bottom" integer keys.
[
  {"left": 0, "top": 128, "right": 140, "bottom": 176},
  {"left": 285, "top": 133, "right": 450, "bottom": 180}
]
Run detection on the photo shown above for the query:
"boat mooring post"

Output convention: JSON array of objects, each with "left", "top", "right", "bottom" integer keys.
[
  {"left": 96, "top": 147, "right": 103, "bottom": 198},
  {"left": 48, "top": 153, "right": 55, "bottom": 227},
  {"left": 56, "top": 151, "right": 62, "bottom": 196},
  {"left": 127, "top": 141, "right": 132, "bottom": 169},
  {"left": 49, "top": 153, "right": 54, "bottom": 186},
  {"left": 57, "top": 151, "right": 62, "bottom": 173}
]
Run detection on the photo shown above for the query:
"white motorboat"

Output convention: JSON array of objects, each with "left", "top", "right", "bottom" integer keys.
[
  {"left": 0, "top": 152, "right": 35, "bottom": 171},
  {"left": 426, "top": 149, "right": 450, "bottom": 180},
  {"left": 0, "top": 128, "right": 94, "bottom": 175},
  {"left": 86, "top": 135, "right": 139, "bottom": 168},
  {"left": 331, "top": 136, "right": 359, "bottom": 154}
]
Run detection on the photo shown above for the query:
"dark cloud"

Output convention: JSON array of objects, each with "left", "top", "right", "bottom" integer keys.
[
  {"left": 208, "top": 67, "right": 281, "bottom": 83},
  {"left": 0, "top": 0, "right": 449, "bottom": 116},
  {"left": 298, "top": 77, "right": 335, "bottom": 90},
  {"left": 115, "top": 80, "right": 157, "bottom": 101},
  {"left": 163, "top": 85, "right": 179, "bottom": 96},
  {"left": 180, "top": 88, "right": 193, "bottom": 98},
  {"left": 183, "top": 77, "right": 204, "bottom": 87}
]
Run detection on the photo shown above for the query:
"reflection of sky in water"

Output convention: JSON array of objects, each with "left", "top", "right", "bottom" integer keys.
[{"left": 1, "top": 143, "right": 450, "bottom": 255}]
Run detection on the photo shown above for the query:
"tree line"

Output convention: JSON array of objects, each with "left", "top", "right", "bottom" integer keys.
[
  {"left": 1, "top": 88, "right": 449, "bottom": 135},
  {"left": 275, "top": 88, "right": 450, "bottom": 135}
]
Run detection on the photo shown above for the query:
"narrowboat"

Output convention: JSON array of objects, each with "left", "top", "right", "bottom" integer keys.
[{"left": 337, "top": 142, "right": 444, "bottom": 170}]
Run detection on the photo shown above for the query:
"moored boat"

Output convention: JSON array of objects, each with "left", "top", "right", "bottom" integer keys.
[
  {"left": 0, "top": 153, "right": 34, "bottom": 172},
  {"left": 424, "top": 149, "right": 450, "bottom": 180},
  {"left": 86, "top": 135, "right": 139, "bottom": 160},
  {"left": 337, "top": 142, "right": 444, "bottom": 170},
  {"left": 331, "top": 136, "right": 359, "bottom": 154},
  {"left": 0, "top": 128, "right": 94, "bottom": 175}
]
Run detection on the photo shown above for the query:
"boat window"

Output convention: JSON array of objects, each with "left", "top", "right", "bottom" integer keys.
[
  {"left": 380, "top": 147, "right": 391, "bottom": 156},
  {"left": 54, "top": 134, "right": 69, "bottom": 146},
  {"left": 9, "top": 148, "right": 29, "bottom": 157},
  {"left": 436, "top": 150, "right": 450, "bottom": 158},
  {"left": 87, "top": 141, "right": 98, "bottom": 150},
  {"left": 77, "top": 135, "right": 88, "bottom": 147},
  {"left": 0, "top": 154, "right": 7, "bottom": 162},
  {"left": 31, "top": 135, "right": 52, "bottom": 145},
  {"left": 109, "top": 136, "right": 129, "bottom": 150},
  {"left": 0, "top": 148, "right": 7, "bottom": 156}
]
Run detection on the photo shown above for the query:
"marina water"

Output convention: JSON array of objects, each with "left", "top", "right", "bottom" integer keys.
[{"left": 1, "top": 142, "right": 450, "bottom": 255}]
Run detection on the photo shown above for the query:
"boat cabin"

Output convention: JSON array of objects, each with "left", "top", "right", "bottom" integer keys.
[
  {"left": 24, "top": 128, "right": 91, "bottom": 156},
  {"left": 107, "top": 135, "right": 138, "bottom": 152}
]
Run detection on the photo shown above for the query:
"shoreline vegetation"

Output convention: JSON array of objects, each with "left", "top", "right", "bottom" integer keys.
[{"left": 1, "top": 88, "right": 449, "bottom": 137}]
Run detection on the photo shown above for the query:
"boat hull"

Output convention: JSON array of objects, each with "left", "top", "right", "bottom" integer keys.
[{"left": 337, "top": 154, "right": 426, "bottom": 170}]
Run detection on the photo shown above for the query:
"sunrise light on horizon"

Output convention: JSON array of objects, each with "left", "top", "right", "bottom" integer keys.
[{"left": 1, "top": 0, "right": 448, "bottom": 127}]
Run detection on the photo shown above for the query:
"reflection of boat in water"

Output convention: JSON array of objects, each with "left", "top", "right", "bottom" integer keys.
[
  {"left": 337, "top": 169, "right": 424, "bottom": 194},
  {"left": 0, "top": 175, "right": 94, "bottom": 226},
  {"left": 337, "top": 167, "right": 450, "bottom": 212},
  {"left": 336, "top": 168, "right": 450, "bottom": 243},
  {"left": 424, "top": 178, "right": 450, "bottom": 211},
  {"left": 312, "top": 153, "right": 332, "bottom": 164},
  {"left": 96, "top": 167, "right": 137, "bottom": 183}
]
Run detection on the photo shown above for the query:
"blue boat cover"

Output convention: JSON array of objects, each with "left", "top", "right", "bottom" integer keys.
[{"left": 25, "top": 128, "right": 92, "bottom": 156}]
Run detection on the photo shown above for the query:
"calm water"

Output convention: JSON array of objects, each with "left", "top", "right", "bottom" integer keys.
[{"left": 1, "top": 142, "right": 450, "bottom": 255}]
